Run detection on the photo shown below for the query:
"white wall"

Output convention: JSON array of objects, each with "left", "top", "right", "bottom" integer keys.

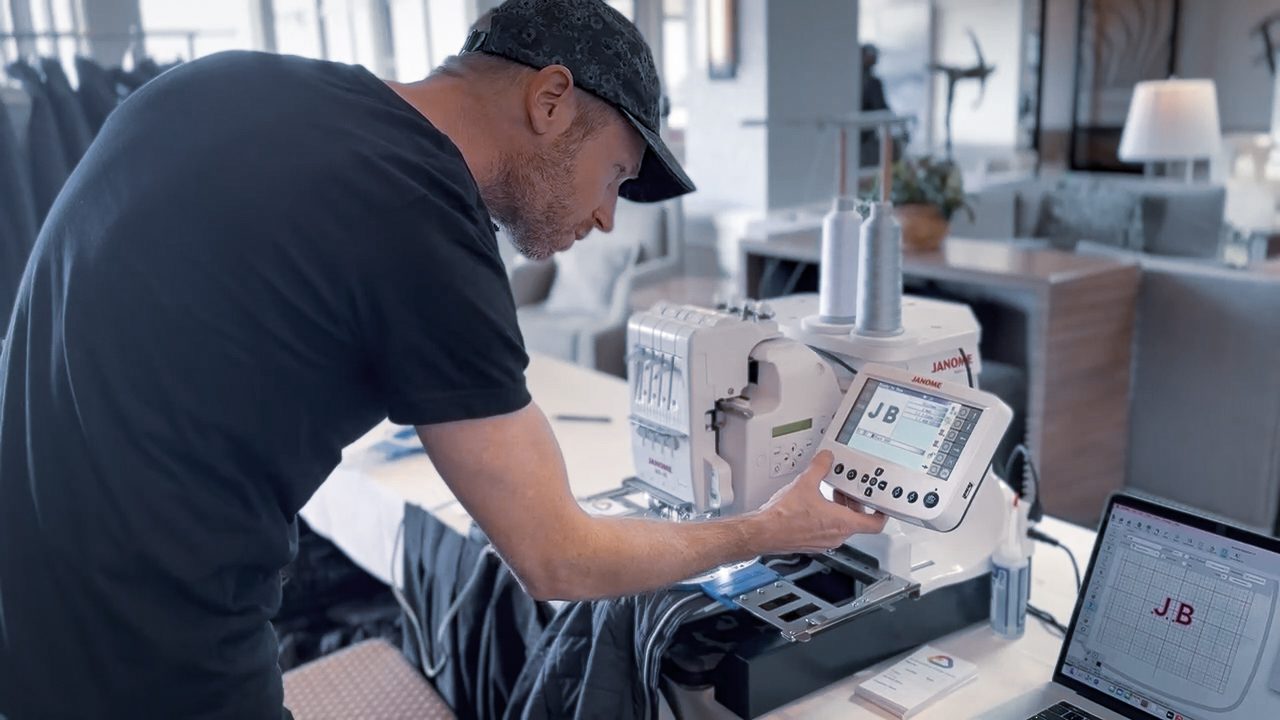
[
  {"left": 81, "top": 0, "right": 144, "bottom": 65},
  {"left": 683, "top": 0, "right": 770, "bottom": 212},
  {"left": 1039, "top": 0, "right": 1079, "bottom": 134},
  {"left": 765, "top": 0, "right": 859, "bottom": 209},
  {"left": 1176, "top": 0, "right": 1277, "bottom": 133},
  {"left": 931, "top": 0, "right": 1023, "bottom": 149},
  {"left": 1040, "top": 0, "right": 1277, "bottom": 137},
  {"left": 683, "top": 0, "right": 860, "bottom": 214}
]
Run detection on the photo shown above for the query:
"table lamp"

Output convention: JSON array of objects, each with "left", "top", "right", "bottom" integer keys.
[{"left": 1118, "top": 78, "right": 1221, "bottom": 181}]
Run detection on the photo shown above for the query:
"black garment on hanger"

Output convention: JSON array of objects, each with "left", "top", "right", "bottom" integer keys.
[
  {"left": 39, "top": 58, "right": 93, "bottom": 167},
  {"left": 4, "top": 60, "right": 71, "bottom": 224},
  {"left": 0, "top": 99, "right": 38, "bottom": 326},
  {"left": 74, "top": 56, "right": 119, "bottom": 134}
]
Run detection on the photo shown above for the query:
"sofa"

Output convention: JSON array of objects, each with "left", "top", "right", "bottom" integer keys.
[
  {"left": 955, "top": 174, "right": 1280, "bottom": 533},
  {"left": 506, "top": 199, "right": 680, "bottom": 378}
]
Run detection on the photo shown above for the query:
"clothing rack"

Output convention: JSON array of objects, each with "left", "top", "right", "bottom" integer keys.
[{"left": 0, "top": 28, "right": 233, "bottom": 62}]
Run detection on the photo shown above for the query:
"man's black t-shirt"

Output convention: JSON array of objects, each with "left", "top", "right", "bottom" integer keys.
[{"left": 0, "top": 51, "right": 530, "bottom": 718}]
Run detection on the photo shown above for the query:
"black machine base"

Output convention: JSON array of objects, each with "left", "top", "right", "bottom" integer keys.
[{"left": 664, "top": 570, "right": 991, "bottom": 719}]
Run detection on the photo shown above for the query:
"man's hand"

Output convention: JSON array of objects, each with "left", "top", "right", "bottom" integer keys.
[
  {"left": 418, "top": 406, "right": 886, "bottom": 600},
  {"left": 748, "top": 450, "right": 887, "bottom": 555}
]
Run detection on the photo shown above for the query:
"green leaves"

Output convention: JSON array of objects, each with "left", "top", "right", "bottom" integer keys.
[{"left": 871, "top": 155, "right": 974, "bottom": 222}]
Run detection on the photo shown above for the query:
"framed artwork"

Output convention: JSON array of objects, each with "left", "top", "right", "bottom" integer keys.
[
  {"left": 1070, "top": 0, "right": 1181, "bottom": 172},
  {"left": 706, "top": 0, "right": 737, "bottom": 80}
]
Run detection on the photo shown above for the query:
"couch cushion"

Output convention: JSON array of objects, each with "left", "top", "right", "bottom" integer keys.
[
  {"left": 1135, "top": 184, "right": 1226, "bottom": 259},
  {"left": 544, "top": 235, "right": 638, "bottom": 313},
  {"left": 515, "top": 306, "right": 605, "bottom": 362},
  {"left": 1036, "top": 177, "right": 1144, "bottom": 251}
]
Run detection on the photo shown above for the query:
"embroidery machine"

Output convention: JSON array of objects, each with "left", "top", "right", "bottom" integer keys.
[{"left": 597, "top": 119, "right": 1024, "bottom": 717}]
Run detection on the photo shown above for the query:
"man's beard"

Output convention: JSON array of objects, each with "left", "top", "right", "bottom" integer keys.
[{"left": 481, "top": 137, "right": 583, "bottom": 261}]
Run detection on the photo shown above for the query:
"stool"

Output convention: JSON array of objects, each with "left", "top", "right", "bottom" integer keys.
[{"left": 282, "top": 639, "right": 454, "bottom": 719}]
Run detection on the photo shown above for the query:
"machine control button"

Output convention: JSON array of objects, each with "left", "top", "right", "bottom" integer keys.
[
  {"left": 874, "top": 467, "right": 884, "bottom": 477},
  {"left": 789, "top": 460, "right": 797, "bottom": 470},
  {"left": 846, "top": 469, "right": 857, "bottom": 481},
  {"left": 773, "top": 464, "right": 781, "bottom": 475},
  {"left": 833, "top": 463, "right": 845, "bottom": 475},
  {"left": 863, "top": 487, "right": 873, "bottom": 498},
  {"left": 940, "top": 468, "right": 951, "bottom": 479},
  {"left": 923, "top": 492, "right": 940, "bottom": 508},
  {"left": 861, "top": 473, "right": 870, "bottom": 483},
  {"left": 958, "top": 408, "right": 970, "bottom": 418},
  {"left": 907, "top": 491, "right": 919, "bottom": 504},
  {"left": 892, "top": 487, "right": 903, "bottom": 499},
  {"left": 878, "top": 481, "right": 887, "bottom": 491}
]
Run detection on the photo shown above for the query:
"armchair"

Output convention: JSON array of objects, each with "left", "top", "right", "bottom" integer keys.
[{"left": 508, "top": 199, "right": 675, "bottom": 377}]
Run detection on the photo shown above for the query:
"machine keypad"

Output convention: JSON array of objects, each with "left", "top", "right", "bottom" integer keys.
[
  {"left": 863, "top": 487, "right": 873, "bottom": 498},
  {"left": 891, "top": 487, "right": 903, "bottom": 499},
  {"left": 923, "top": 492, "right": 940, "bottom": 508},
  {"left": 877, "top": 480, "right": 887, "bottom": 491},
  {"left": 833, "top": 463, "right": 845, "bottom": 475},
  {"left": 907, "top": 491, "right": 918, "bottom": 504},
  {"left": 874, "top": 467, "right": 884, "bottom": 477},
  {"left": 846, "top": 469, "right": 857, "bottom": 481}
]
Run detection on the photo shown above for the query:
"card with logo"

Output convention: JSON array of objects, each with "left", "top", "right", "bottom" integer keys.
[{"left": 854, "top": 645, "right": 977, "bottom": 718}]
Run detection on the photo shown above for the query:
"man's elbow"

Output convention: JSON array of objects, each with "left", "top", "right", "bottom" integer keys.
[
  {"left": 504, "top": 525, "right": 603, "bottom": 602},
  {"left": 510, "top": 555, "right": 592, "bottom": 602}
]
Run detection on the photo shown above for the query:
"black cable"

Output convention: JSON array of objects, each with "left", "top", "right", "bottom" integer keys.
[
  {"left": 1002, "top": 443, "right": 1044, "bottom": 522},
  {"left": 959, "top": 346, "right": 974, "bottom": 388},
  {"left": 1029, "top": 526, "right": 1082, "bottom": 593},
  {"left": 1028, "top": 602, "right": 1067, "bottom": 637},
  {"left": 812, "top": 346, "right": 858, "bottom": 377}
]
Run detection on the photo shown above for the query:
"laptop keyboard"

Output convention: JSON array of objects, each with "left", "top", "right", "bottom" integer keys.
[{"left": 1027, "top": 701, "right": 1106, "bottom": 720}]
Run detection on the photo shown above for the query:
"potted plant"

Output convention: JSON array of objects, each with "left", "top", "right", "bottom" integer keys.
[{"left": 879, "top": 156, "right": 973, "bottom": 253}]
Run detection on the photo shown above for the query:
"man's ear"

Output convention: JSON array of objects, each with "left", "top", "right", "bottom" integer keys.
[{"left": 525, "top": 65, "right": 576, "bottom": 138}]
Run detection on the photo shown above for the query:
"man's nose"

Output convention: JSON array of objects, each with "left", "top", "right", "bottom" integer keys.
[{"left": 594, "top": 196, "right": 618, "bottom": 233}]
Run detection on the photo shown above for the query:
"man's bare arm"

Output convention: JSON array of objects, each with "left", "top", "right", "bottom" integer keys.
[{"left": 417, "top": 401, "right": 884, "bottom": 601}]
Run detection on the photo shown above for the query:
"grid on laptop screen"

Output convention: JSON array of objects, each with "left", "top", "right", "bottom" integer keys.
[{"left": 1059, "top": 503, "right": 1280, "bottom": 720}]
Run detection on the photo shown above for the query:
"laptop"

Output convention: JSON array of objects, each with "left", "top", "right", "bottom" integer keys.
[{"left": 980, "top": 493, "right": 1280, "bottom": 720}]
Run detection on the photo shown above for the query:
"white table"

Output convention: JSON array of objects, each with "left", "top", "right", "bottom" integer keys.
[{"left": 301, "top": 353, "right": 1099, "bottom": 719}]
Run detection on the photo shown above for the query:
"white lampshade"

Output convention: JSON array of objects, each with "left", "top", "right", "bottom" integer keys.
[{"left": 1118, "top": 79, "right": 1221, "bottom": 162}]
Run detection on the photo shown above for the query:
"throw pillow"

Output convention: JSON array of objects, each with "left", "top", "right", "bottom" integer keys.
[
  {"left": 1038, "top": 177, "right": 1144, "bottom": 251},
  {"left": 1136, "top": 185, "right": 1226, "bottom": 259},
  {"left": 544, "top": 235, "right": 639, "bottom": 314}
]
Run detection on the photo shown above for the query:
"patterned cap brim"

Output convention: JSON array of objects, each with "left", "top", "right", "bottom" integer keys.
[{"left": 617, "top": 108, "right": 696, "bottom": 203}]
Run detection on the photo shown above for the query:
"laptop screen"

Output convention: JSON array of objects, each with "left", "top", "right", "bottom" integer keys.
[{"left": 1055, "top": 496, "right": 1280, "bottom": 720}]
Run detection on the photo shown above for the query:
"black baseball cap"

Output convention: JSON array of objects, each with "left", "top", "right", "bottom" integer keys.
[{"left": 460, "top": 0, "right": 695, "bottom": 203}]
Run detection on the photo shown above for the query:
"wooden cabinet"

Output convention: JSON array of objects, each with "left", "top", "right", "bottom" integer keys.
[{"left": 740, "top": 236, "right": 1142, "bottom": 525}]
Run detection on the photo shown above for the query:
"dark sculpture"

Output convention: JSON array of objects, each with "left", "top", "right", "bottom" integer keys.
[{"left": 928, "top": 29, "right": 996, "bottom": 156}]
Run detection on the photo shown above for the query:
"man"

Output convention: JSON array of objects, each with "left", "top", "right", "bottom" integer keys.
[
  {"left": 859, "top": 43, "right": 902, "bottom": 167},
  {"left": 0, "top": 1, "right": 885, "bottom": 717}
]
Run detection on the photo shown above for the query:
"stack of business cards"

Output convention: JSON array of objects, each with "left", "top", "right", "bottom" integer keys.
[{"left": 854, "top": 645, "right": 978, "bottom": 718}]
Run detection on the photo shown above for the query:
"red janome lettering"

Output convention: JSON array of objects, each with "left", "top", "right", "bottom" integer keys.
[{"left": 931, "top": 353, "right": 975, "bottom": 374}]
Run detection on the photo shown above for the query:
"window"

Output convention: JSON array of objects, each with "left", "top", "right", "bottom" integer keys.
[
  {"left": 23, "top": 0, "right": 84, "bottom": 81},
  {"left": 389, "top": 0, "right": 430, "bottom": 80},
  {"left": 275, "top": 0, "right": 324, "bottom": 59},
  {"left": 138, "top": 0, "right": 257, "bottom": 62},
  {"left": 661, "top": 0, "right": 688, "bottom": 130},
  {"left": 606, "top": 0, "right": 634, "bottom": 20},
  {"left": 0, "top": 2, "right": 13, "bottom": 65}
]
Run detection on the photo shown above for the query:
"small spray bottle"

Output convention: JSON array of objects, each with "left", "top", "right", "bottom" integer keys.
[{"left": 990, "top": 494, "right": 1032, "bottom": 638}]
